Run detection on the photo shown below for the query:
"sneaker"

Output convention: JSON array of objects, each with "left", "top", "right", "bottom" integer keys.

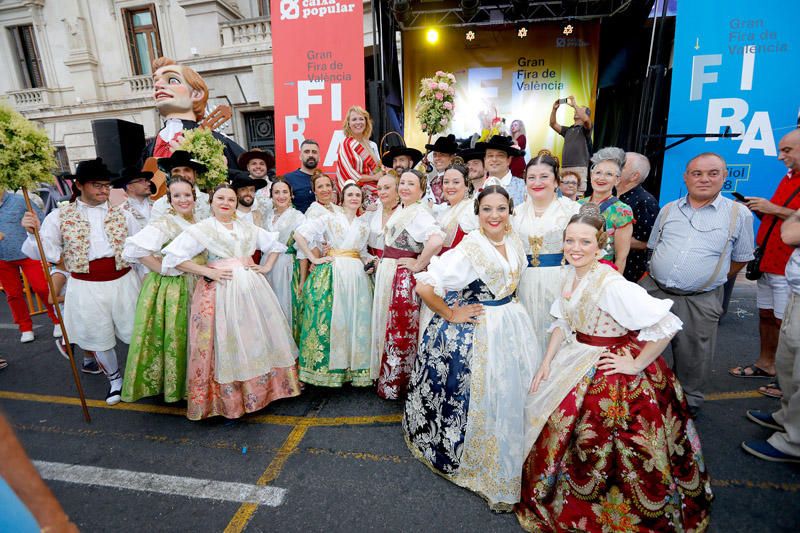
[
  {"left": 746, "top": 410, "right": 785, "bottom": 431},
  {"left": 81, "top": 360, "right": 102, "bottom": 375},
  {"left": 55, "top": 340, "right": 70, "bottom": 360},
  {"left": 20, "top": 331, "right": 34, "bottom": 343},
  {"left": 106, "top": 385, "right": 122, "bottom": 406},
  {"left": 53, "top": 325, "right": 62, "bottom": 338},
  {"left": 741, "top": 440, "right": 800, "bottom": 463}
]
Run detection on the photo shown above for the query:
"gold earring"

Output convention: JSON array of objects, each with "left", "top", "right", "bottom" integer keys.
[
  {"left": 505, "top": 222, "right": 512, "bottom": 234},
  {"left": 560, "top": 256, "right": 566, "bottom": 266}
]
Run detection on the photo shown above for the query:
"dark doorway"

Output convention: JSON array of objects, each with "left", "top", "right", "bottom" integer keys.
[{"left": 243, "top": 110, "right": 275, "bottom": 152}]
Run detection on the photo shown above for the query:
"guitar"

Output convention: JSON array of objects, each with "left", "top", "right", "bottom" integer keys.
[{"left": 148, "top": 105, "right": 233, "bottom": 200}]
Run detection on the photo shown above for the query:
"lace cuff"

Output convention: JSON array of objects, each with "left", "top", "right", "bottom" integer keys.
[
  {"left": 415, "top": 271, "right": 445, "bottom": 298},
  {"left": 636, "top": 312, "right": 683, "bottom": 342},
  {"left": 423, "top": 226, "right": 446, "bottom": 243}
]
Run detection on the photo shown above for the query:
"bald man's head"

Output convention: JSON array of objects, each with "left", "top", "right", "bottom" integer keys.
[{"left": 778, "top": 129, "right": 800, "bottom": 171}]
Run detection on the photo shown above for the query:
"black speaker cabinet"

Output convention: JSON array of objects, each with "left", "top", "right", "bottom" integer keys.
[{"left": 91, "top": 119, "right": 145, "bottom": 174}]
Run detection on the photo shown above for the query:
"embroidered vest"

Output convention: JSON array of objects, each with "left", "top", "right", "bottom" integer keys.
[{"left": 58, "top": 202, "right": 130, "bottom": 273}]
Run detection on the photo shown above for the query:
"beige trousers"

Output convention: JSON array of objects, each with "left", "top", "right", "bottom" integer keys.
[{"left": 770, "top": 292, "right": 800, "bottom": 457}]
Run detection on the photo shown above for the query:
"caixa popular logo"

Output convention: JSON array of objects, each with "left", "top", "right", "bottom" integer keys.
[
  {"left": 280, "top": 0, "right": 300, "bottom": 20},
  {"left": 556, "top": 37, "right": 589, "bottom": 48}
]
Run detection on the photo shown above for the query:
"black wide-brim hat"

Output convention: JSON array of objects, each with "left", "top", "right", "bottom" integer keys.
[
  {"left": 381, "top": 146, "right": 423, "bottom": 167},
  {"left": 424, "top": 134, "right": 459, "bottom": 154},
  {"left": 229, "top": 169, "right": 267, "bottom": 191},
  {"left": 158, "top": 150, "right": 207, "bottom": 174},
  {"left": 475, "top": 135, "right": 523, "bottom": 157},
  {"left": 112, "top": 166, "right": 155, "bottom": 189},
  {"left": 73, "top": 158, "right": 118, "bottom": 183},
  {"left": 457, "top": 139, "right": 485, "bottom": 163},
  {"left": 238, "top": 149, "right": 275, "bottom": 170}
]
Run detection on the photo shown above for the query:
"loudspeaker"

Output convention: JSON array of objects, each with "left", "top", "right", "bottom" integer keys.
[{"left": 91, "top": 119, "right": 145, "bottom": 174}]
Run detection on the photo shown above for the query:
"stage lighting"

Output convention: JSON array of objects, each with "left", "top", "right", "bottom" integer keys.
[
  {"left": 426, "top": 28, "right": 439, "bottom": 44},
  {"left": 392, "top": 0, "right": 412, "bottom": 25},
  {"left": 460, "top": 0, "right": 479, "bottom": 21}
]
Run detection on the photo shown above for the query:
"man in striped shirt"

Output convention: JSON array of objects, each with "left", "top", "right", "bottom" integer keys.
[{"left": 640, "top": 152, "right": 754, "bottom": 414}]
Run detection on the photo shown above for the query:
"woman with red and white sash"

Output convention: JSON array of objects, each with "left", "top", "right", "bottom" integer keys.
[{"left": 374, "top": 169, "right": 444, "bottom": 400}]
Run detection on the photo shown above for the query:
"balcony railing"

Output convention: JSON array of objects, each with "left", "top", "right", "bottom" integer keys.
[
  {"left": 125, "top": 75, "right": 153, "bottom": 95},
  {"left": 8, "top": 88, "right": 50, "bottom": 109},
  {"left": 220, "top": 17, "right": 271, "bottom": 49}
]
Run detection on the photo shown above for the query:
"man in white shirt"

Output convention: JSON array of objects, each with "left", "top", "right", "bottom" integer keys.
[
  {"left": 476, "top": 135, "right": 527, "bottom": 206},
  {"left": 21, "top": 158, "right": 141, "bottom": 405},
  {"left": 458, "top": 145, "right": 487, "bottom": 195},
  {"left": 151, "top": 150, "right": 210, "bottom": 221},
  {"left": 112, "top": 166, "right": 155, "bottom": 233}
]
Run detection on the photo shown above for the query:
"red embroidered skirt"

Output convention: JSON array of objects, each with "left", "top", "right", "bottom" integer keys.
[
  {"left": 377, "top": 246, "right": 420, "bottom": 400},
  {"left": 514, "top": 332, "right": 713, "bottom": 532}
]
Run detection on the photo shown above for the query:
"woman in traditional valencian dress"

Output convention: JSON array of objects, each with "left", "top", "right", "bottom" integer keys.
[
  {"left": 578, "top": 146, "right": 633, "bottom": 272},
  {"left": 161, "top": 184, "right": 301, "bottom": 420},
  {"left": 335, "top": 105, "right": 381, "bottom": 207},
  {"left": 432, "top": 160, "right": 478, "bottom": 254},
  {"left": 367, "top": 173, "right": 400, "bottom": 368},
  {"left": 363, "top": 172, "right": 400, "bottom": 258},
  {"left": 515, "top": 204, "right": 713, "bottom": 532},
  {"left": 264, "top": 179, "right": 306, "bottom": 343},
  {"left": 121, "top": 178, "right": 201, "bottom": 403},
  {"left": 293, "top": 182, "right": 375, "bottom": 387},
  {"left": 404, "top": 185, "right": 542, "bottom": 511},
  {"left": 375, "top": 170, "right": 444, "bottom": 400},
  {"left": 513, "top": 151, "right": 579, "bottom": 354}
]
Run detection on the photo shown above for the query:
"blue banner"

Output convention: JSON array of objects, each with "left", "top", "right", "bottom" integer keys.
[{"left": 661, "top": 0, "right": 798, "bottom": 206}]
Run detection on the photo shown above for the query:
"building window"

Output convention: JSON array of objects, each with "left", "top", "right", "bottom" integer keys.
[
  {"left": 10, "top": 25, "right": 45, "bottom": 88},
  {"left": 54, "top": 147, "right": 70, "bottom": 174},
  {"left": 123, "top": 5, "right": 163, "bottom": 76}
]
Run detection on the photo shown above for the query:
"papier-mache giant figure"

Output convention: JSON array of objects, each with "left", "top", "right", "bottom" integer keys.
[{"left": 142, "top": 56, "right": 244, "bottom": 169}]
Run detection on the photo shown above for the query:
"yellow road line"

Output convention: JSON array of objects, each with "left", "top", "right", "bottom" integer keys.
[
  {"left": 704, "top": 390, "right": 761, "bottom": 401},
  {"left": 0, "top": 390, "right": 402, "bottom": 427},
  {"left": 223, "top": 424, "right": 308, "bottom": 533},
  {"left": 712, "top": 479, "right": 800, "bottom": 492}
]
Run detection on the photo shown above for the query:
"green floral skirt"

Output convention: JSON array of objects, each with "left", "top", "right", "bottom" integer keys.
[
  {"left": 122, "top": 272, "right": 189, "bottom": 403},
  {"left": 298, "top": 263, "right": 371, "bottom": 387}
]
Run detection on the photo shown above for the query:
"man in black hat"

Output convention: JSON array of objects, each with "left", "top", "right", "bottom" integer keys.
[
  {"left": 381, "top": 146, "right": 423, "bottom": 174},
  {"left": 230, "top": 169, "right": 270, "bottom": 265},
  {"left": 113, "top": 167, "right": 155, "bottom": 235},
  {"left": 424, "top": 134, "right": 459, "bottom": 204},
  {"left": 238, "top": 148, "right": 276, "bottom": 204},
  {"left": 476, "top": 135, "right": 527, "bottom": 206},
  {"left": 151, "top": 150, "right": 210, "bottom": 221},
  {"left": 458, "top": 143, "right": 487, "bottom": 195},
  {"left": 21, "top": 158, "right": 142, "bottom": 405},
  {"left": 230, "top": 169, "right": 268, "bottom": 229}
]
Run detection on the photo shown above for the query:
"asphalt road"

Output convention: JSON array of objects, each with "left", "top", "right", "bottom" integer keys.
[{"left": 1, "top": 277, "right": 799, "bottom": 532}]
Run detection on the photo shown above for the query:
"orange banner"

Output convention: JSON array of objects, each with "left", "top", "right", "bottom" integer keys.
[
  {"left": 403, "top": 25, "right": 600, "bottom": 157},
  {"left": 270, "top": 0, "right": 365, "bottom": 174}
]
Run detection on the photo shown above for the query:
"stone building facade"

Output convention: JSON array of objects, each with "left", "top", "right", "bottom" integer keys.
[{"left": 0, "top": 0, "right": 376, "bottom": 170}]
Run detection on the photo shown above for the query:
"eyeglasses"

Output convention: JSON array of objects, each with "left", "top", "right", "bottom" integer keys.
[
  {"left": 86, "top": 182, "right": 113, "bottom": 190},
  {"left": 590, "top": 170, "right": 619, "bottom": 179},
  {"left": 561, "top": 181, "right": 578, "bottom": 187}
]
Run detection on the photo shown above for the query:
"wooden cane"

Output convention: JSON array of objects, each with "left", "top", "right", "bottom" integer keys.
[{"left": 21, "top": 188, "right": 91, "bottom": 423}]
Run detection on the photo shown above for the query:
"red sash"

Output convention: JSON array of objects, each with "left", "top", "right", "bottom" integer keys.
[
  {"left": 576, "top": 331, "right": 637, "bottom": 349},
  {"left": 382, "top": 246, "right": 419, "bottom": 260},
  {"left": 71, "top": 257, "right": 131, "bottom": 282}
]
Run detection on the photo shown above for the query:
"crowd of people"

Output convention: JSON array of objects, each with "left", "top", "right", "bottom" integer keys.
[{"left": 2, "top": 95, "right": 800, "bottom": 531}]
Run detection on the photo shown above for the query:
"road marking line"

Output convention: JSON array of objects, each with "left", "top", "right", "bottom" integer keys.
[
  {"left": 224, "top": 425, "right": 308, "bottom": 533},
  {"left": 705, "top": 390, "right": 761, "bottom": 401},
  {"left": 712, "top": 478, "right": 800, "bottom": 492},
  {"left": 33, "top": 461, "right": 287, "bottom": 506},
  {"left": 0, "top": 390, "right": 402, "bottom": 426}
]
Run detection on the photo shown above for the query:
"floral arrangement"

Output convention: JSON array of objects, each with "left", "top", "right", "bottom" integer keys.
[
  {"left": 0, "top": 103, "right": 56, "bottom": 191},
  {"left": 478, "top": 117, "right": 505, "bottom": 142},
  {"left": 175, "top": 127, "right": 227, "bottom": 191},
  {"left": 415, "top": 70, "right": 456, "bottom": 136}
]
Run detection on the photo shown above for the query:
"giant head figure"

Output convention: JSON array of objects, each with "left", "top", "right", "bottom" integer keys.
[{"left": 151, "top": 57, "right": 209, "bottom": 122}]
